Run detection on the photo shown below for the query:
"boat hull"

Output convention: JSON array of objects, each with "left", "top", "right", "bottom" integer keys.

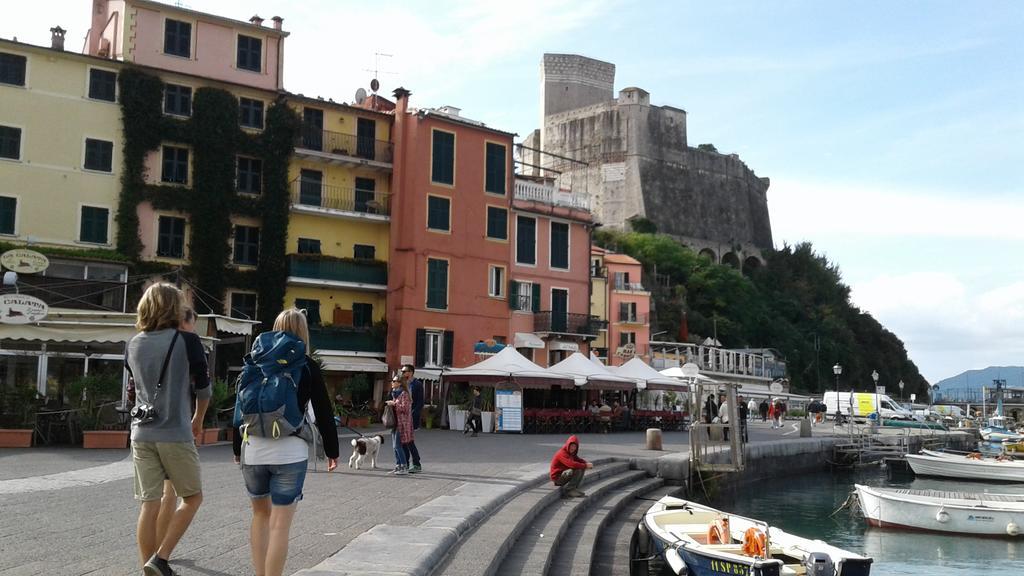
[
  {"left": 856, "top": 484, "right": 1024, "bottom": 537},
  {"left": 905, "top": 453, "right": 1024, "bottom": 482}
]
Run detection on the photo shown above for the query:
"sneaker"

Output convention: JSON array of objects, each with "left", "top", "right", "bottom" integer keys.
[
  {"left": 408, "top": 464, "right": 422, "bottom": 473},
  {"left": 144, "top": 555, "right": 176, "bottom": 576},
  {"left": 387, "top": 467, "right": 400, "bottom": 475},
  {"left": 395, "top": 467, "right": 409, "bottom": 476}
]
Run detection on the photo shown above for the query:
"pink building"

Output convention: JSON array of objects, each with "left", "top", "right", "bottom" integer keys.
[{"left": 591, "top": 247, "right": 651, "bottom": 366}]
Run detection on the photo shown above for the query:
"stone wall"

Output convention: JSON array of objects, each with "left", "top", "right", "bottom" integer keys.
[{"left": 541, "top": 53, "right": 615, "bottom": 119}]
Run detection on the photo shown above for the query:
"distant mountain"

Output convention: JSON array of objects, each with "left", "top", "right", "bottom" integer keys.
[{"left": 934, "top": 366, "right": 1024, "bottom": 393}]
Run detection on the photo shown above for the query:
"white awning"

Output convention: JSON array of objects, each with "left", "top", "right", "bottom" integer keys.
[
  {"left": 197, "top": 314, "right": 259, "bottom": 336},
  {"left": 320, "top": 355, "right": 389, "bottom": 374},
  {"left": 0, "top": 322, "right": 137, "bottom": 343},
  {"left": 513, "top": 332, "right": 545, "bottom": 349},
  {"left": 415, "top": 368, "right": 442, "bottom": 382}
]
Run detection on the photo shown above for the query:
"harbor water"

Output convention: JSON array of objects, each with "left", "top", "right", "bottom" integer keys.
[{"left": 712, "top": 463, "right": 1024, "bottom": 576}]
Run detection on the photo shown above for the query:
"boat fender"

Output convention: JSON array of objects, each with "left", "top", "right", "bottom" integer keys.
[
  {"left": 935, "top": 509, "right": 950, "bottom": 523},
  {"left": 1008, "top": 522, "right": 1020, "bottom": 536}
]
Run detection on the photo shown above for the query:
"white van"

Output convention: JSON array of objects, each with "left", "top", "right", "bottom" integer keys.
[
  {"left": 932, "top": 405, "right": 965, "bottom": 419},
  {"left": 822, "top": 391, "right": 913, "bottom": 420}
]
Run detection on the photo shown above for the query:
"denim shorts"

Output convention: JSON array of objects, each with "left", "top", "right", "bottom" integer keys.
[{"left": 241, "top": 460, "right": 307, "bottom": 506}]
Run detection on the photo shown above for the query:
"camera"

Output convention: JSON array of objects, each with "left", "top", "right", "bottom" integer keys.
[{"left": 131, "top": 404, "right": 158, "bottom": 424}]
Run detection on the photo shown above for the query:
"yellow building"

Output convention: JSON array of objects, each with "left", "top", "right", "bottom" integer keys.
[{"left": 285, "top": 96, "right": 394, "bottom": 392}]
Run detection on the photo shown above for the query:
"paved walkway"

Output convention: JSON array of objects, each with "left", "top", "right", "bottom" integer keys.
[{"left": 0, "top": 421, "right": 815, "bottom": 576}]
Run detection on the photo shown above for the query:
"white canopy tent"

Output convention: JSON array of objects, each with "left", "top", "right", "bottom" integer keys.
[
  {"left": 549, "top": 352, "right": 636, "bottom": 391},
  {"left": 613, "top": 358, "right": 687, "bottom": 391},
  {"left": 444, "top": 346, "right": 573, "bottom": 387},
  {"left": 659, "top": 366, "right": 718, "bottom": 382}
]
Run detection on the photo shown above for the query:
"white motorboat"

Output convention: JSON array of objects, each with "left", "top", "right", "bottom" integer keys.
[
  {"left": 905, "top": 450, "right": 1024, "bottom": 482},
  {"left": 980, "top": 416, "right": 1024, "bottom": 443},
  {"left": 855, "top": 484, "right": 1024, "bottom": 537},
  {"left": 631, "top": 495, "right": 872, "bottom": 576}
]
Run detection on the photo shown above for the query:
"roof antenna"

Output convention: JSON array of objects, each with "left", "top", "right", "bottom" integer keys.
[{"left": 363, "top": 52, "right": 396, "bottom": 94}]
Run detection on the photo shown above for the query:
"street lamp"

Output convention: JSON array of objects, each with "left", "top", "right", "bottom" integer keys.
[
  {"left": 832, "top": 363, "right": 842, "bottom": 394},
  {"left": 871, "top": 370, "right": 880, "bottom": 416},
  {"left": 899, "top": 379, "right": 905, "bottom": 401},
  {"left": 871, "top": 370, "right": 879, "bottom": 388}
]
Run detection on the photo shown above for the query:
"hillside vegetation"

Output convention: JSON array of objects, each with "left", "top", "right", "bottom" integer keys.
[{"left": 595, "top": 230, "right": 927, "bottom": 398}]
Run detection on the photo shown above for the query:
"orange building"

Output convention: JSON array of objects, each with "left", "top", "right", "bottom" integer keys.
[
  {"left": 590, "top": 247, "right": 651, "bottom": 366},
  {"left": 386, "top": 89, "right": 515, "bottom": 372}
]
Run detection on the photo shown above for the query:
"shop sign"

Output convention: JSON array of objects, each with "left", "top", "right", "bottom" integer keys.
[
  {"left": 0, "top": 294, "right": 49, "bottom": 324},
  {"left": 616, "top": 342, "right": 636, "bottom": 359},
  {"left": 1, "top": 249, "right": 49, "bottom": 274},
  {"left": 548, "top": 341, "right": 579, "bottom": 352}
]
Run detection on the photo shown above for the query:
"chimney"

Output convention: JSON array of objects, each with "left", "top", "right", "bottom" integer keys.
[
  {"left": 50, "top": 26, "right": 66, "bottom": 51},
  {"left": 271, "top": 16, "right": 284, "bottom": 30},
  {"left": 249, "top": 15, "right": 264, "bottom": 27}
]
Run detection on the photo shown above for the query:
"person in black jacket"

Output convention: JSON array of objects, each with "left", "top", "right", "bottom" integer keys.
[{"left": 232, "top": 309, "right": 338, "bottom": 576}]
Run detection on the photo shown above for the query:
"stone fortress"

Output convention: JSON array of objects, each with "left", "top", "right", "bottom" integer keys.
[{"left": 520, "top": 54, "right": 773, "bottom": 271}]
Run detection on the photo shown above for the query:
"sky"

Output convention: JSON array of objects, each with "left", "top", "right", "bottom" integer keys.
[{"left": 4, "top": 1, "right": 1022, "bottom": 383}]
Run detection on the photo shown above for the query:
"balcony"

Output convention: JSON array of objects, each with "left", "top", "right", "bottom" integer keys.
[
  {"left": 295, "top": 125, "right": 393, "bottom": 168},
  {"left": 514, "top": 178, "right": 589, "bottom": 211},
  {"left": 14, "top": 274, "right": 126, "bottom": 312},
  {"left": 309, "top": 326, "right": 385, "bottom": 353},
  {"left": 616, "top": 313, "right": 649, "bottom": 325},
  {"left": 290, "top": 180, "right": 390, "bottom": 220},
  {"left": 287, "top": 256, "right": 387, "bottom": 291},
  {"left": 613, "top": 281, "right": 647, "bottom": 292},
  {"left": 533, "top": 311, "right": 600, "bottom": 338}
]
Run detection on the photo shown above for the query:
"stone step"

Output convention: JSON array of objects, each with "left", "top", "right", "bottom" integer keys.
[
  {"left": 495, "top": 468, "right": 649, "bottom": 576},
  {"left": 433, "top": 461, "right": 631, "bottom": 576},
  {"left": 591, "top": 484, "right": 679, "bottom": 576},
  {"left": 547, "top": 476, "right": 665, "bottom": 576}
]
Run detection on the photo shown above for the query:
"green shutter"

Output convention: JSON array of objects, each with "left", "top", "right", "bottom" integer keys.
[
  {"left": 508, "top": 280, "right": 519, "bottom": 310},
  {"left": 531, "top": 283, "right": 541, "bottom": 313},
  {"left": 0, "top": 196, "right": 15, "bottom": 235},
  {"left": 427, "top": 259, "right": 448, "bottom": 310}
]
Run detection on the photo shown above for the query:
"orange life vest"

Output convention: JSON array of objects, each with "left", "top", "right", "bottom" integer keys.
[
  {"left": 707, "top": 516, "right": 730, "bottom": 545},
  {"left": 742, "top": 527, "right": 767, "bottom": 557}
]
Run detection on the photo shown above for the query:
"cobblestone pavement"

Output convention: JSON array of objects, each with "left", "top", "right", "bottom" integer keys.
[{"left": 0, "top": 420, "right": 815, "bottom": 576}]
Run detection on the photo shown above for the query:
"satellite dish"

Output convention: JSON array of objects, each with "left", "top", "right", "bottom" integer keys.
[
  {"left": 370, "top": 78, "right": 380, "bottom": 93},
  {"left": 354, "top": 88, "right": 367, "bottom": 105}
]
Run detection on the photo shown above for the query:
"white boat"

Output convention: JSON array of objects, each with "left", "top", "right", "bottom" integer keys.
[
  {"left": 980, "top": 416, "right": 1024, "bottom": 443},
  {"left": 631, "top": 495, "right": 872, "bottom": 576},
  {"left": 855, "top": 484, "right": 1024, "bottom": 537},
  {"left": 905, "top": 450, "right": 1024, "bottom": 482}
]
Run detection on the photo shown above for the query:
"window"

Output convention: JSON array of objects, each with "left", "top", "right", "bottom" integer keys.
[
  {"left": 614, "top": 271, "right": 629, "bottom": 290},
  {"left": 488, "top": 265, "right": 505, "bottom": 298},
  {"left": 0, "top": 126, "right": 22, "bottom": 160},
  {"left": 426, "top": 258, "right": 448, "bottom": 310},
  {"left": 157, "top": 216, "right": 186, "bottom": 258},
  {"left": 431, "top": 129, "right": 455, "bottom": 185},
  {"left": 427, "top": 195, "right": 450, "bottom": 232},
  {"left": 237, "top": 35, "right": 262, "bottom": 72},
  {"left": 230, "top": 292, "right": 257, "bottom": 320},
  {"left": 239, "top": 98, "right": 264, "bottom": 129},
  {"left": 619, "top": 302, "right": 638, "bottom": 323},
  {"left": 295, "top": 298, "right": 321, "bottom": 326},
  {"left": 84, "top": 138, "right": 113, "bottom": 172},
  {"left": 0, "top": 196, "right": 16, "bottom": 235},
  {"left": 164, "top": 84, "right": 192, "bottom": 116},
  {"left": 79, "top": 206, "right": 109, "bottom": 244},
  {"left": 0, "top": 52, "right": 27, "bottom": 86},
  {"left": 354, "top": 177, "right": 376, "bottom": 213},
  {"left": 550, "top": 221, "right": 569, "bottom": 269},
  {"left": 233, "top": 225, "right": 260, "bottom": 265},
  {"left": 298, "top": 169, "right": 322, "bottom": 205},
  {"left": 88, "top": 68, "right": 117, "bottom": 102},
  {"left": 416, "top": 329, "right": 453, "bottom": 368},
  {"left": 237, "top": 156, "right": 262, "bottom": 194},
  {"left": 619, "top": 331, "right": 637, "bottom": 346},
  {"left": 353, "top": 244, "right": 376, "bottom": 260},
  {"left": 485, "top": 142, "right": 506, "bottom": 194},
  {"left": 353, "top": 303, "right": 373, "bottom": 328},
  {"left": 510, "top": 281, "right": 540, "bottom": 312},
  {"left": 164, "top": 19, "right": 192, "bottom": 57},
  {"left": 161, "top": 146, "right": 189, "bottom": 184},
  {"left": 516, "top": 215, "right": 536, "bottom": 265},
  {"left": 297, "top": 238, "right": 321, "bottom": 254},
  {"left": 486, "top": 206, "right": 507, "bottom": 240}
]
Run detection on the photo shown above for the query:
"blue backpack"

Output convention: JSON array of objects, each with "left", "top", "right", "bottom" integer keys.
[{"left": 233, "top": 331, "right": 308, "bottom": 439}]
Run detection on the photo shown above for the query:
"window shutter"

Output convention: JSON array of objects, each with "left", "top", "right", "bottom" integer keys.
[
  {"left": 619, "top": 302, "right": 629, "bottom": 322},
  {"left": 532, "top": 283, "right": 541, "bottom": 313},
  {"left": 415, "top": 329, "right": 426, "bottom": 367},
  {"left": 442, "top": 330, "right": 455, "bottom": 367},
  {"left": 508, "top": 280, "right": 519, "bottom": 310}
]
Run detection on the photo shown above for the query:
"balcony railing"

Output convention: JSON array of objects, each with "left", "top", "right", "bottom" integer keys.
[
  {"left": 617, "top": 313, "right": 648, "bottom": 325},
  {"left": 533, "top": 311, "right": 600, "bottom": 337},
  {"left": 288, "top": 256, "right": 387, "bottom": 287},
  {"left": 13, "top": 275, "right": 126, "bottom": 312},
  {"left": 514, "top": 178, "right": 590, "bottom": 210},
  {"left": 297, "top": 125, "right": 393, "bottom": 164},
  {"left": 613, "top": 281, "right": 646, "bottom": 291},
  {"left": 290, "top": 180, "right": 391, "bottom": 217},
  {"left": 309, "top": 326, "right": 385, "bottom": 353}
]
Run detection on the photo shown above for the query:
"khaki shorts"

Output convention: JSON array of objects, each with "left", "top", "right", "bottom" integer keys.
[{"left": 132, "top": 441, "right": 202, "bottom": 501}]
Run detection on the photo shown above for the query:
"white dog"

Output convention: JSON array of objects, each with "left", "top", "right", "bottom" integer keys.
[{"left": 348, "top": 434, "right": 384, "bottom": 470}]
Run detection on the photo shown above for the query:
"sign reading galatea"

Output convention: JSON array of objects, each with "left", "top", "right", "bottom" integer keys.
[
  {"left": 0, "top": 294, "right": 48, "bottom": 324},
  {"left": 769, "top": 381, "right": 784, "bottom": 394},
  {"left": 1, "top": 249, "right": 49, "bottom": 274}
]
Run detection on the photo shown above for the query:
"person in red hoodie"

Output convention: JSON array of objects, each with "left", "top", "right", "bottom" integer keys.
[{"left": 550, "top": 435, "right": 594, "bottom": 498}]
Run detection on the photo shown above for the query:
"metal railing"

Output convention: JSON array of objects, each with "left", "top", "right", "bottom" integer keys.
[
  {"left": 14, "top": 275, "right": 127, "bottom": 312},
  {"left": 288, "top": 256, "right": 387, "bottom": 286},
  {"left": 613, "top": 281, "right": 646, "bottom": 291},
  {"left": 617, "top": 312, "right": 648, "bottom": 324},
  {"left": 514, "top": 178, "right": 590, "bottom": 210},
  {"left": 309, "top": 326, "right": 385, "bottom": 353},
  {"left": 297, "top": 125, "right": 394, "bottom": 163},
  {"left": 533, "top": 311, "right": 600, "bottom": 336},
  {"left": 290, "top": 180, "right": 391, "bottom": 216}
]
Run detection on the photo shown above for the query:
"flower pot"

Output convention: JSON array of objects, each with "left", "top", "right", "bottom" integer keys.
[
  {"left": 345, "top": 417, "right": 369, "bottom": 428},
  {"left": 0, "top": 429, "right": 33, "bottom": 447},
  {"left": 452, "top": 410, "right": 467, "bottom": 433},
  {"left": 82, "top": 430, "right": 129, "bottom": 449},
  {"left": 481, "top": 411, "right": 494, "bottom": 433},
  {"left": 201, "top": 428, "right": 223, "bottom": 445},
  {"left": 446, "top": 405, "right": 458, "bottom": 430}
]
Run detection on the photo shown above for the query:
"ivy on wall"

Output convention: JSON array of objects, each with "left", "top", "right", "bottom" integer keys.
[{"left": 115, "top": 67, "right": 298, "bottom": 325}]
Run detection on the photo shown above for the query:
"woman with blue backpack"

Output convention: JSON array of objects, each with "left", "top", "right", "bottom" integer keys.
[{"left": 232, "top": 308, "right": 339, "bottom": 576}]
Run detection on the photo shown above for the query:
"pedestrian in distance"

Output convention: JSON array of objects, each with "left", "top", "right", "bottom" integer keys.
[
  {"left": 759, "top": 398, "right": 769, "bottom": 422},
  {"left": 126, "top": 283, "right": 210, "bottom": 576},
  {"left": 768, "top": 400, "right": 777, "bottom": 429},
  {"left": 703, "top": 393, "right": 718, "bottom": 424},
  {"left": 550, "top": 434, "right": 594, "bottom": 498},
  {"left": 385, "top": 375, "right": 415, "bottom": 474},
  {"left": 717, "top": 394, "right": 730, "bottom": 441},
  {"left": 466, "top": 387, "right": 483, "bottom": 437},
  {"left": 737, "top": 395, "right": 749, "bottom": 442},
  {"left": 233, "top": 308, "right": 340, "bottom": 576},
  {"left": 747, "top": 397, "right": 758, "bottom": 421},
  {"left": 400, "top": 364, "right": 423, "bottom": 472}
]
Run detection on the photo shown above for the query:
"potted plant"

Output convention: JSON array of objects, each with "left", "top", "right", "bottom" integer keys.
[
  {"left": 480, "top": 388, "right": 495, "bottom": 434},
  {"left": 200, "top": 380, "right": 233, "bottom": 445},
  {"left": 422, "top": 404, "right": 437, "bottom": 429},
  {"left": 448, "top": 386, "right": 469, "bottom": 431},
  {"left": 70, "top": 374, "right": 129, "bottom": 449},
  {"left": 0, "top": 383, "right": 38, "bottom": 448}
]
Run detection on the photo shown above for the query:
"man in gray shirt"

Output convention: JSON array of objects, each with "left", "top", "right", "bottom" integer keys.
[{"left": 125, "top": 283, "right": 210, "bottom": 576}]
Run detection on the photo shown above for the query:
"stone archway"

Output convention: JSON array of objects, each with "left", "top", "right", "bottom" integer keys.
[
  {"left": 721, "top": 252, "right": 740, "bottom": 269},
  {"left": 742, "top": 256, "right": 762, "bottom": 275},
  {"left": 698, "top": 248, "right": 717, "bottom": 263}
]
